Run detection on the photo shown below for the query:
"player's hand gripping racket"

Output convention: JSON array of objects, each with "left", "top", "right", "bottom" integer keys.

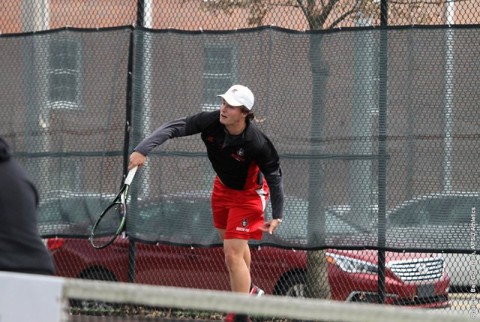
[{"left": 89, "top": 166, "right": 138, "bottom": 249}]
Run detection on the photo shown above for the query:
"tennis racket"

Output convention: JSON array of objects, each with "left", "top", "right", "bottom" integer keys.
[{"left": 89, "top": 166, "right": 138, "bottom": 249}]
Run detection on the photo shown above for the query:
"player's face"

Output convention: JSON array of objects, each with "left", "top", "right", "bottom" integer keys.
[{"left": 219, "top": 99, "right": 246, "bottom": 131}]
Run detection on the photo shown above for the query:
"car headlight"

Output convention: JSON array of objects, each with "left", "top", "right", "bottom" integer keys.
[{"left": 327, "top": 253, "right": 378, "bottom": 274}]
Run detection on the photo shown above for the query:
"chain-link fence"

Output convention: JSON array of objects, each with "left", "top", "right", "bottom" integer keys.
[
  {"left": 1, "top": 0, "right": 479, "bottom": 314},
  {"left": 2, "top": 0, "right": 480, "bottom": 33}
]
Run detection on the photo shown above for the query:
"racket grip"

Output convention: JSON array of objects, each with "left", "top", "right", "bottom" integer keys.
[{"left": 125, "top": 166, "right": 138, "bottom": 185}]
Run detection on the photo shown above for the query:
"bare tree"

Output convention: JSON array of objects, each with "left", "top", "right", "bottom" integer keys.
[
  {"left": 197, "top": 0, "right": 370, "bottom": 29},
  {"left": 190, "top": 0, "right": 454, "bottom": 29}
]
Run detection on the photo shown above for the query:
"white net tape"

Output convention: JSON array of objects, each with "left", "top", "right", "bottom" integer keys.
[
  {"left": 0, "top": 272, "right": 475, "bottom": 322},
  {"left": 64, "top": 279, "right": 472, "bottom": 322}
]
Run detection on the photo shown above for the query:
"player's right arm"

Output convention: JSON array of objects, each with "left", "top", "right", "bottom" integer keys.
[
  {"left": 128, "top": 117, "right": 187, "bottom": 170},
  {"left": 135, "top": 118, "right": 188, "bottom": 155},
  {"left": 128, "top": 111, "right": 218, "bottom": 170}
]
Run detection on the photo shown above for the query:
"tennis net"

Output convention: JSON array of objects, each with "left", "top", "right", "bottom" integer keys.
[{"left": 0, "top": 271, "right": 474, "bottom": 322}]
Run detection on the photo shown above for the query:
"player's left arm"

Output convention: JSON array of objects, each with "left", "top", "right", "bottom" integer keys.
[{"left": 256, "top": 139, "right": 285, "bottom": 234}]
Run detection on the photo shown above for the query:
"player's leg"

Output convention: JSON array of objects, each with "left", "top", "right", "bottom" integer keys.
[
  {"left": 212, "top": 178, "right": 264, "bottom": 321},
  {"left": 217, "top": 228, "right": 226, "bottom": 240},
  {"left": 218, "top": 229, "right": 251, "bottom": 272},
  {"left": 243, "top": 240, "right": 251, "bottom": 270},
  {"left": 224, "top": 238, "right": 251, "bottom": 293},
  {"left": 223, "top": 238, "right": 251, "bottom": 322}
]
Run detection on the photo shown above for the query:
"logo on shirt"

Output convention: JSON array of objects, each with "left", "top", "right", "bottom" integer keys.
[
  {"left": 206, "top": 136, "right": 215, "bottom": 143},
  {"left": 230, "top": 148, "right": 245, "bottom": 162}
]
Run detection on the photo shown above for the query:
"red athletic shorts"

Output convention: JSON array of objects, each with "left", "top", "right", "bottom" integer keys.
[{"left": 211, "top": 176, "right": 269, "bottom": 240}]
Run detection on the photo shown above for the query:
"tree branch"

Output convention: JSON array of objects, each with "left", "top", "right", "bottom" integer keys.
[
  {"left": 296, "top": 0, "right": 316, "bottom": 29},
  {"left": 312, "top": 0, "right": 340, "bottom": 30},
  {"left": 327, "top": 0, "right": 362, "bottom": 29}
]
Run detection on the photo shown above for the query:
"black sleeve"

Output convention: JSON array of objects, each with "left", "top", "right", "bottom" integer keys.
[
  {"left": 256, "top": 139, "right": 285, "bottom": 221},
  {"left": 265, "top": 168, "right": 285, "bottom": 221}
]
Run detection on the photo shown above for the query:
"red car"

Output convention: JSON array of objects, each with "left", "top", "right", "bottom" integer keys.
[{"left": 45, "top": 194, "right": 449, "bottom": 308}]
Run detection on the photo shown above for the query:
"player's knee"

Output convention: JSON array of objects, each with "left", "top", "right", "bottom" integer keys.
[
  {"left": 223, "top": 249, "right": 244, "bottom": 271},
  {"left": 224, "top": 250, "right": 238, "bottom": 268}
]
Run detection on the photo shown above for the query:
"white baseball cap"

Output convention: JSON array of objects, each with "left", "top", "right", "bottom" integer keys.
[{"left": 217, "top": 85, "right": 255, "bottom": 110}]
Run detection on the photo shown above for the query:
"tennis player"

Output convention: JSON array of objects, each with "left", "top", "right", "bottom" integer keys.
[
  {"left": 0, "top": 137, "right": 55, "bottom": 276},
  {"left": 129, "top": 85, "right": 284, "bottom": 322}
]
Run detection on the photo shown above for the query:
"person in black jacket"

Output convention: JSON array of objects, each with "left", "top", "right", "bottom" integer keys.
[
  {"left": 129, "top": 85, "right": 284, "bottom": 322},
  {"left": 0, "top": 137, "right": 55, "bottom": 275}
]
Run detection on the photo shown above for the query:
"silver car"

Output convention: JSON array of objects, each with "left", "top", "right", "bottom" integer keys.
[{"left": 387, "top": 191, "right": 479, "bottom": 291}]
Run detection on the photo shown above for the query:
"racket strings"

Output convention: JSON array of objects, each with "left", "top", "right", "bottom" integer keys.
[
  {"left": 90, "top": 202, "right": 126, "bottom": 248},
  {"left": 90, "top": 167, "right": 137, "bottom": 249}
]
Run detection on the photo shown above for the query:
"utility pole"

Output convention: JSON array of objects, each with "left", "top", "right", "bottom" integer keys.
[
  {"left": 444, "top": 1, "right": 455, "bottom": 192},
  {"left": 22, "top": 0, "right": 49, "bottom": 189},
  {"left": 351, "top": 12, "right": 376, "bottom": 232}
]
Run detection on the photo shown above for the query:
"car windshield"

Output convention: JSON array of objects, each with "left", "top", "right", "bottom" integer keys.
[
  {"left": 140, "top": 198, "right": 212, "bottom": 222},
  {"left": 39, "top": 194, "right": 111, "bottom": 224},
  {"left": 267, "top": 198, "right": 366, "bottom": 240},
  {"left": 133, "top": 197, "right": 215, "bottom": 242},
  {"left": 388, "top": 195, "right": 480, "bottom": 227}
]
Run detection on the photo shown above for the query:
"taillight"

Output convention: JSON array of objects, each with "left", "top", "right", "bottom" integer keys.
[{"left": 47, "top": 238, "right": 65, "bottom": 251}]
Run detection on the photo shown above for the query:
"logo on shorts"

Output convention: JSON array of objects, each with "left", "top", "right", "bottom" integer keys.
[{"left": 236, "top": 218, "right": 250, "bottom": 232}]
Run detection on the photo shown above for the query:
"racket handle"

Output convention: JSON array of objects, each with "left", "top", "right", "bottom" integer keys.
[{"left": 125, "top": 166, "right": 138, "bottom": 185}]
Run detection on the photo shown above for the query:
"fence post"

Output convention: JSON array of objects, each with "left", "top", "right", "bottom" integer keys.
[
  {"left": 377, "top": 0, "right": 389, "bottom": 305},
  {"left": 126, "top": 0, "right": 155, "bottom": 285}
]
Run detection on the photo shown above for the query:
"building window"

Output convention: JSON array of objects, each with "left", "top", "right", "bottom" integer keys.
[
  {"left": 202, "top": 44, "right": 237, "bottom": 111},
  {"left": 48, "top": 39, "right": 82, "bottom": 109}
]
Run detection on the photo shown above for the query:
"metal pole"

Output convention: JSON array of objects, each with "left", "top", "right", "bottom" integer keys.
[
  {"left": 127, "top": 0, "right": 154, "bottom": 284},
  {"left": 444, "top": 1, "right": 455, "bottom": 192},
  {"left": 22, "top": 0, "right": 49, "bottom": 32},
  {"left": 351, "top": 14, "right": 376, "bottom": 232},
  {"left": 377, "top": 0, "right": 388, "bottom": 305},
  {"left": 140, "top": 0, "right": 153, "bottom": 195},
  {"left": 22, "top": 0, "right": 49, "bottom": 187}
]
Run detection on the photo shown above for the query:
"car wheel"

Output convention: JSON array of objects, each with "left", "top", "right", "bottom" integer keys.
[{"left": 279, "top": 272, "right": 306, "bottom": 297}]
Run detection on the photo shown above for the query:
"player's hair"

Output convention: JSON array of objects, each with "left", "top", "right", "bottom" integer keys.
[{"left": 241, "top": 107, "right": 255, "bottom": 121}]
